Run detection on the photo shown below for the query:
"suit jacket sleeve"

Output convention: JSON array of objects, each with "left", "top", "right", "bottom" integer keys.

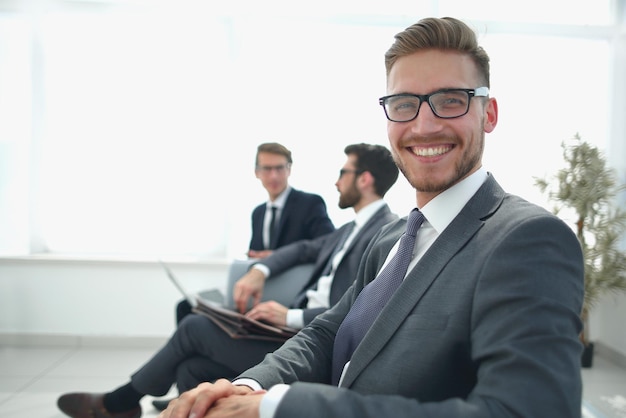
[
  {"left": 261, "top": 234, "right": 331, "bottom": 277},
  {"left": 274, "top": 190, "right": 335, "bottom": 249},
  {"left": 248, "top": 203, "right": 266, "bottom": 251},
  {"left": 249, "top": 190, "right": 334, "bottom": 252},
  {"left": 298, "top": 192, "right": 335, "bottom": 240},
  {"left": 239, "top": 180, "right": 584, "bottom": 418}
]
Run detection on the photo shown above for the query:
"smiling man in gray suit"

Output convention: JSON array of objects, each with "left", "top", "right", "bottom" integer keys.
[{"left": 159, "top": 17, "right": 585, "bottom": 418}]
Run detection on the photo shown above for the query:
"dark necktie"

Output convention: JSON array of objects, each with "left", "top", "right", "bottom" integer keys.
[
  {"left": 268, "top": 206, "right": 278, "bottom": 249},
  {"left": 331, "top": 209, "right": 424, "bottom": 385},
  {"left": 291, "top": 221, "right": 356, "bottom": 309}
]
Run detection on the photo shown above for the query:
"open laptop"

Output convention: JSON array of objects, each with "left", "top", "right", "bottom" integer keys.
[
  {"left": 159, "top": 260, "right": 297, "bottom": 341},
  {"left": 159, "top": 260, "right": 225, "bottom": 308}
]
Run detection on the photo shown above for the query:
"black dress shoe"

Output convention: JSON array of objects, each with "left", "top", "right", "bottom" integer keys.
[
  {"left": 152, "top": 398, "right": 175, "bottom": 411},
  {"left": 57, "top": 392, "right": 141, "bottom": 418}
]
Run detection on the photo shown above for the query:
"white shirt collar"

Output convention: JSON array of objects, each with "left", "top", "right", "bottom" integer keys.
[
  {"left": 420, "top": 168, "right": 488, "bottom": 234},
  {"left": 267, "top": 186, "right": 292, "bottom": 209},
  {"left": 353, "top": 199, "right": 386, "bottom": 229}
]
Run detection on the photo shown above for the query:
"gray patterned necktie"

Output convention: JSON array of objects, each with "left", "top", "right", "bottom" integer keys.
[{"left": 331, "top": 209, "right": 424, "bottom": 385}]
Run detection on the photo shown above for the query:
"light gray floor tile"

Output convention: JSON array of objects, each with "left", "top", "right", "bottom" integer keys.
[
  {"left": 45, "top": 347, "right": 157, "bottom": 378},
  {"left": 0, "top": 344, "right": 624, "bottom": 418},
  {"left": 2, "top": 379, "right": 171, "bottom": 417},
  {"left": 0, "top": 393, "right": 66, "bottom": 418},
  {"left": 22, "top": 376, "right": 130, "bottom": 393},
  {"left": 0, "top": 347, "right": 74, "bottom": 377},
  {"left": 582, "top": 356, "right": 626, "bottom": 418},
  {"left": 0, "top": 377, "right": 35, "bottom": 394}
]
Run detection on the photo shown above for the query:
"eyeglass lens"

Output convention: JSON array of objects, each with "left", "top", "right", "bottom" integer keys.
[
  {"left": 257, "top": 165, "right": 289, "bottom": 174},
  {"left": 339, "top": 169, "right": 361, "bottom": 178},
  {"left": 384, "top": 90, "right": 471, "bottom": 121}
]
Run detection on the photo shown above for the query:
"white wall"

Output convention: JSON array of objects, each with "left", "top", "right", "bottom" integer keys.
[
  {"left": 2, "top": 258, "right": 625, "bottom": 360},
  {"left": 590, "top": 293, "right": 626, "bottom": 360},
  {"left": 0, "top": 258, "right": 229, "bottom": 344}
]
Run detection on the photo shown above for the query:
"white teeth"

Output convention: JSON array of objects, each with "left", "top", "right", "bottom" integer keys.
[{"left": 413, "top": 146, "right": 450, "bottom": 157}]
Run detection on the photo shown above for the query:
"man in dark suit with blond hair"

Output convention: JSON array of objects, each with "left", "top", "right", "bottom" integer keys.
[{"left": 176, "top": 142, "right": 335, "bottom": 323}]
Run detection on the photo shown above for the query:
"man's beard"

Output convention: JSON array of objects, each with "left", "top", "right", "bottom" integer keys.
[
  {"left": 338, "top": 183, "right": 361, "bottom": 209},
  {"left": 393, "top": 133, "right": 483, "bottom": 193}
]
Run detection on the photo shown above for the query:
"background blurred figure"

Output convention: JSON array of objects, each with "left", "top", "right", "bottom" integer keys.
[{"left": 176, "top": 142, "right": 335, "bottom": 323}]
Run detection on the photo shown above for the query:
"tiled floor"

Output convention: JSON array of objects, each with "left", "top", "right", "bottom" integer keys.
[
  {"left": 0, "top": 344, "right": 625, "bottom": 417},
  {"left": 0, "top": 344, "right": 173, "bottom": 417}
]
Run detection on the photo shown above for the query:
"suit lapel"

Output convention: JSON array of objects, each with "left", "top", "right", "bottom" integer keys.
[
  {"left": 341, "top": 206, "right": 388, "bottom": 257},
  {"left": 341, "top": 176, "right": 505, "bottom": 387},
  {"left": 307, "top": 223, "right": 352, "bottom": 288},
  {"left": 296, "top": 206, "right": 391, "bottom": 307}
]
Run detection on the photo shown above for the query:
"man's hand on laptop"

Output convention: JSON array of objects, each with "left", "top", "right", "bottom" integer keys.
[
  {"left": 245, "top": 301, "right": 288, "bottom": 327},
  {"left": 233, "top": 269, "right": 266, "bottom": 313}
]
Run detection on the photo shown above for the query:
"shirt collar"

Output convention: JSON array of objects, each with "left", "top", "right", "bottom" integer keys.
[
  {"left": 267, "top": 186, "right": 292, "bottom": 209},
  {"left": 420, "top": 168, "right": 488, "bottom": 234},
  {"left": 353, "top": 199, "right": 386, "bottom": 229}
]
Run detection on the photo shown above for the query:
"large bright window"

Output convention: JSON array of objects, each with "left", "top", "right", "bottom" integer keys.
[{"left": 0, "top": 0, "right": 621, "bottom": 260}]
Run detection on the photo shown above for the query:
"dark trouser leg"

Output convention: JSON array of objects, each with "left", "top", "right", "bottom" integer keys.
[
  {"left": 175, "top": 356, "right": 236, "bottom": 393},
  {"left": 176, "top": 299, "right": 193, "bottom": 325},
  {"left": 130, "top": 314, "right": 280, "bottom": 396}
]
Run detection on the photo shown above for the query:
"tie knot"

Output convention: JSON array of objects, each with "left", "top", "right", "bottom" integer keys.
[{"left": 405, "top": 209, "right": 424, "bottom": 237}]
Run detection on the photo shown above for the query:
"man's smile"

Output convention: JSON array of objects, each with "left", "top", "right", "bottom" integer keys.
[{"left": 409, "top": 144, "right": 454, "bottom": 157}]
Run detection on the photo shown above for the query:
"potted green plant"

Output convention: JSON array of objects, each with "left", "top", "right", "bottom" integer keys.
[{"left": 535, "top": 133, "right": 626, "bottom": 367}]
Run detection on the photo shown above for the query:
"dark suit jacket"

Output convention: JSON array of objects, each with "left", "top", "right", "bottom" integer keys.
[
  {"left": 240, "top": 175, "right": 585, "bottom": 418},
  {"left": 249, "top": 188, "right": 335, "bottom": 251},
  {"left": 261, "top": 204, "right": 397, "bottom": 325}
]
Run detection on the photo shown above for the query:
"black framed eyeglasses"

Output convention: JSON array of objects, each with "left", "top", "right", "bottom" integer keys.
[
  {"left": 378, "top": 87, "right": 489, "bottom": 122},
  {"left": 338, "top": 169, "right": 363, "bottom": 178}
]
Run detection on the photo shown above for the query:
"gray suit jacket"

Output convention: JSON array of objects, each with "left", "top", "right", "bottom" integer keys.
[
  {"left": 261, "top": 204, "right": 397, "bottom": 325},
  {"left": 240, "top": 175, "right": 585, "bottom": 418}
]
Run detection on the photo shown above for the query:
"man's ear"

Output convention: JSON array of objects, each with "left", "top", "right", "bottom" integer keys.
[
  {"left": 483, "top": 97, "right": 498, "bottom": 133},
  {"left": 358, "top": 170, "right": 374, "bottom": 190}
]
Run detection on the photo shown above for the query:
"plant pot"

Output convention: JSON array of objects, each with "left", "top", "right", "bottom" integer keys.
[{"left": 581, "top": 342, "right": 594, "bottom": 368}]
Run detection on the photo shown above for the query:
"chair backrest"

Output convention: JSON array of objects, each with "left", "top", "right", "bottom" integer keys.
[{"left": 224, "top": 259, "right": 315, "bottom": 310}]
